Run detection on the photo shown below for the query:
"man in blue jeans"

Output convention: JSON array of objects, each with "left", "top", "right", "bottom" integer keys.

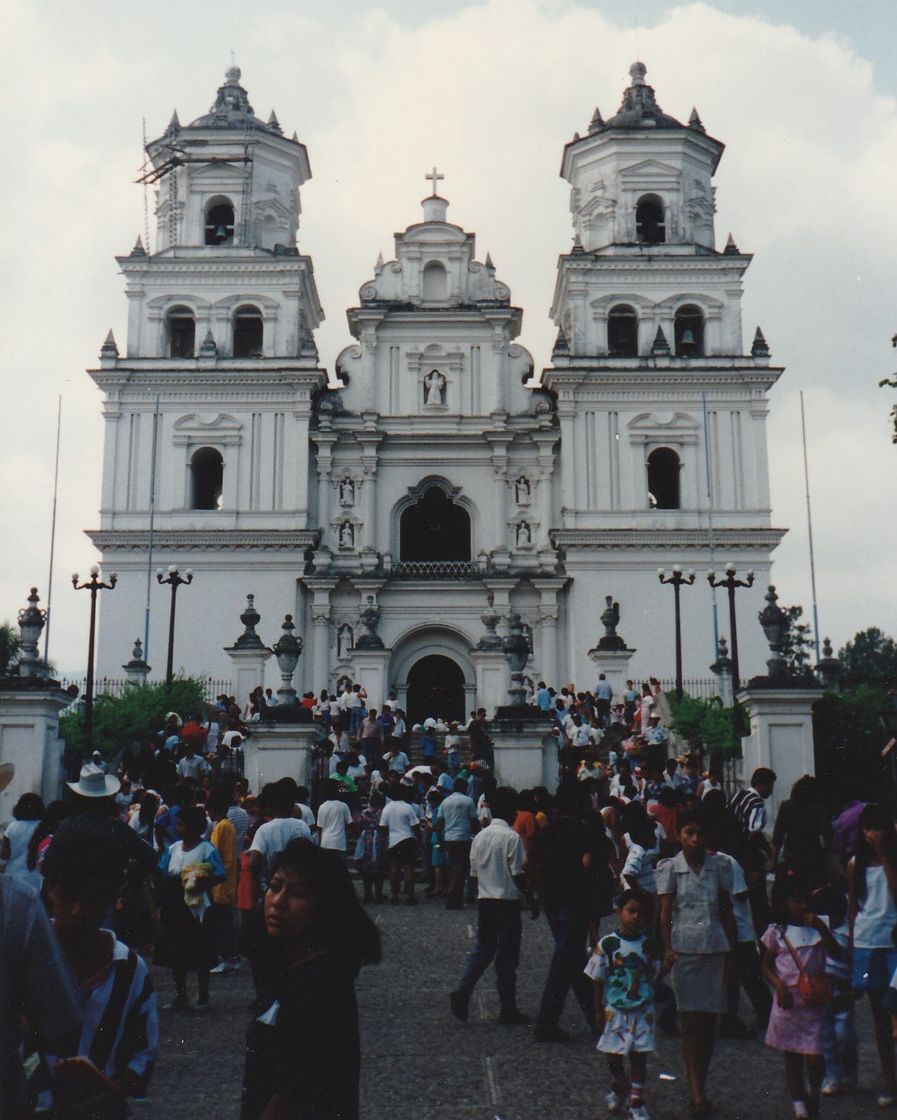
[{"left": 449, "top": 787, "right": 539, "bottom": 1025}]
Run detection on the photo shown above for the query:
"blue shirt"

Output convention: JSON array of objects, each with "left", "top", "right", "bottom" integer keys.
[
  {"left": 438, "top": 792, "right": 479, "bottom": 841},
  {"left": 535, "top": 688, "right": 552, "bottom": 711}
]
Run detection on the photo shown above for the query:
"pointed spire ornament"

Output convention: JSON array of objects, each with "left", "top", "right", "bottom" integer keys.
[
  {"left": 571, "top": 233, "right": 585, "bottom": 255},
  {"left": 485, "top": 251, "right": 495, "bottom": 271},
  {"left": 651, "top": 325, "right": 671, "bottom": 356},
  {"left": 100, "top": 329, "right": 119, "bottom": 359},
  {"left": 688, "top": 107, "right": 705, "bottom": 132},
  {"left": 130, "top": 235, "right": 147, "bottom": 257},
  {"left": 291, "top": 130, "right": 299, "bottom": 143},
  {"left": 723, "top": 232, "right": 740, "bottom": 255},
  {"left": 572, "top": 130, "right": 581, "bottom": 143},
  {"left": 588, "top": 106, "right": 604, "bottom": 133},
  {"left": 267, "top": 109, "right": 282, "bottom": 133},
  {"left": 751, "top": 326, "right": 770, "bottom": 358},
  {"left": 167, "top": 109, "right": 181, "bottom": 134},
  {"left": 199, "top": 329, "right": 218, "bottom": 358},
  {"left": 375, "top": 250, "right": 384, "bottom": 272}
]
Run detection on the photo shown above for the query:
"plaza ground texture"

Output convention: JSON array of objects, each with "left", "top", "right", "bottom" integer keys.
[{"left": 150, "top": 890, "right": 885, "bottom": 1120}]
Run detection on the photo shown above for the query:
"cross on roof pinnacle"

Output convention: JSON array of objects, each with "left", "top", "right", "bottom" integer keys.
[{"left": 425, "top": 166, "right": 444, "bottom": 196}]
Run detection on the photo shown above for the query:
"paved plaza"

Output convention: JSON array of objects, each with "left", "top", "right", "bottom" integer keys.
[{"left": 151, "top": 889, "right": 883, "bottom": 1120}]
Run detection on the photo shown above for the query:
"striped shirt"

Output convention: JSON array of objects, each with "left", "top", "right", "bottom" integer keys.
[{"left": 729, "top": 787, "right": 767, "bottom": 834}]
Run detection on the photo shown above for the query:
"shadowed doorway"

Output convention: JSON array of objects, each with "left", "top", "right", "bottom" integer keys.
[{"left": 406, "top": 655, "right": 465, "bottom": 726}]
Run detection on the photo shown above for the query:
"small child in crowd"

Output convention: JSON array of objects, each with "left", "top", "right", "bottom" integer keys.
[
  {"left": 811, "top": 883, "right": 858, "bottom": 1097},
  {"left": 585, "top": 888, "right": 659, "bottom": 1120}
]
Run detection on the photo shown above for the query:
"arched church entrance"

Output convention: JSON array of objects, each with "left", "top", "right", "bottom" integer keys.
[{"left": 406, "top": 654, "right": 466, "bottom": 726}]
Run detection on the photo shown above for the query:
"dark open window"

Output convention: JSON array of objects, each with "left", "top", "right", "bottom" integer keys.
[
  {"left": 674, "top": 305, "right": 704, "bottom": 356},
  {"left": 636, "top": 195, "right": 665, "bottom": 244},
  {"left": 400, "top": 486, "right": 470, "bottom": 561},
  {"left": 607, "top": 305, "right": 638, "bottom": 357},
  {"left": 647, "top": 448, "right": 681, "bottom": 510},
  {"left": 167, "top": 306, "right": 195, "bottom": 358},
  {"left": 205, "top": 200, "right": 235, "bottom": 245},
  {"left": 191, "top": 447, "right": 223, "bottom": 510},
  {"left": 233, "top": 305, "right": 263, "bottom": 357}
]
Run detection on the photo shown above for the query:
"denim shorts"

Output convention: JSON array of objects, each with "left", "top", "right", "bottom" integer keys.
[{"left": 852, "top": 946, "right": 897, "bottom": 993}]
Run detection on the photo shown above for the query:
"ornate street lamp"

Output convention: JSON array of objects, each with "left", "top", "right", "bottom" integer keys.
[
  {"left": 707, "top": 563, "right": 754, "bottom": 692},
  {"left": 658, "top": 565, "right": 696, "bottom": 699},
  {"left": 156, "top": 566, "right": 193, "bottom": 690},
  {"left": 72, "top": 565, "right": 117, "bottom": 754},
  {"left": 272, "top": 614, "right": 303, "bottom": 706},
  {"left": 502, "top": 612, "right": 530, "bottom": 709}
]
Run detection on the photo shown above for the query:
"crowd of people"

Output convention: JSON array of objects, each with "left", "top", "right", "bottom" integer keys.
[{"left": 1, "top": 673, "right": 896, "bottom": 1120}]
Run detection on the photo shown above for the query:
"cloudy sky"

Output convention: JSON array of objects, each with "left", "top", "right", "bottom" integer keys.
[{"left": 2, "top": 0, "right": 895, "bottom": 674}]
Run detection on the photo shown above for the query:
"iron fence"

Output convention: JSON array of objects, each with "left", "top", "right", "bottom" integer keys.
[{"left": 57, "top": 676, "right": 233, "bottom": 702}]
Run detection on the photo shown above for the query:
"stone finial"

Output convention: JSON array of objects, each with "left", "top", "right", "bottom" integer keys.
[
  {"left": 816, "top": 636, "right": 842, "bottom": 692},
  {"left": 199, "top": 329, "right": 218, "bottom": 358},
  {"left": 16, "top": 588, "right": 47, "bottom": 678},
  {"left": 291, "top": 130, "right": 299, "bottom": 143},
  {"left": 232, "top": 594, "right": 266, "bottom": 650},
  {"left": 130, "top": 235, "right": 147, "bottom": 257},
  {"left": 100, "top": 329, "right": 119, "bottom": 359},
  {"left": 571, "top": 233, "right": 585, "bottom": 254},
  {"left": 710, "top": 636, "right": 734, "bottom": 705},
  {"left": 375, "top": 250, "right": 384, "bottom": 273},
  {"left": 167, "top": 109, "right": 181, "bottom": 134},
  {"left": 630, "top": 61, "right": 648, "bottom": 85},
  {"left": 123, "top": 638, "right": 151, "bottom": 685},
  {"left": 267, "top": 109, "right": 282, "bottom": 133},
  {"left": 822, "top": 636, "right": 833, "bottom": 659},
  {"left": 272, "top": 613, "right": 303, "bottom": 705},
  {"left": 477, "top": 592, "right": 503, "bottom": 651},
  {"left": 572, "top": 131, "right": 581, "bottom": 144},
  {"left": 355, "top": 595, "right": 384, "bottom": 650},
  {"left": 688, "top": 107, "right": 705, "bottom": 132},
  {"left": 597, "top": 595, "right": 627, "bottom": 651},
  {"left": 751, "top": 326, "right": 770, "bottom": 358},
  {"left": 588, "top": 106, "right": 604, "bottom": 133},
  {"left": 650, "top": 325, "right": 671, "bottom": 356},
  {"left": 502, "top": 613, "right": 530, "bottom": 706},
  {"left": 758, "top": 585, "right": 789, "bottom": 679},
  {"left": 723, "top": 232, "right": 740, "bottom": 255},
  {"left": 485, "top": 251, "right": 495, "bottom": 271}
]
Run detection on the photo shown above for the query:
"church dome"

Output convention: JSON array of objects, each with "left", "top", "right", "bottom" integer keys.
[
  {"left": 187, "top": 65, "right": 280, "bottom": 133},
  {"left": 601, "top": 62, "right": 685, "bottom": 130}
]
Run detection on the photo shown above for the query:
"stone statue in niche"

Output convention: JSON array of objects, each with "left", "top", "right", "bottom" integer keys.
[
  {"left": 516, "top": 521, "right": 532, "bottom": 548},
  {"left": 424, "top": 369, "right": 446, "bottom": 407},
  {"left": 337, "top": 623, "right": 354, "bottom": 660},
  {"left": 515, "top": 477, "right": 531, "bottom": 505},
  {"left": 338, "top": 477, "right": 355, "bottom": 506},
  {"left": 338, "top": 521, "right": 355, "bottom": 550}
]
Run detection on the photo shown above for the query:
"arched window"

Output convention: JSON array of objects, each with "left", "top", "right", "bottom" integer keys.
[
  {"left": 647, "top": 448, "right": 681, "bottom": 510},
  {"left": 190, "top": 447, "right": 224, "bottom": 510},
  {"left": 674, "top": 305, "right": 704, "bottom": 356},
  {"left": 636, "top": 194, "right": 665, "bottom": 244},
  {"left": 400, "top": 486, "right": 470, "bottom": 561},
  {"left": 232, "top": 305, "right": 263, "bottom": 357},
  {"left": 166, "top": 306, "right": 195, "bottom": 358},
  {"left": 205, "top": 199, "right": 235, "bottom": 246},
  {"left": 607, "top": 304, "right": 639, "bottom": 357},
  {"left": 422, "top": 261, "right": 448, "bottom": 301}
]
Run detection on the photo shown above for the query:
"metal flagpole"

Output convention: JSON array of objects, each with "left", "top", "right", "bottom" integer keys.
[
  {"left": 800, "top": 390, "right": 822, "bottom": 661},
  {"left": 701, "top": 390, "right": 720, "bottom": 656},
  {"left": 144, "top": 394, "right": 161, "bottom": 660},
  {"left": 43, "top": 394, "right": 62, "bottom": 664}
]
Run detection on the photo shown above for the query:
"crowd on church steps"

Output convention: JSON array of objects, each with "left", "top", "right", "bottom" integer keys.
[{"left": 1, "top": 674, "right": 896, "bottom": 1120}]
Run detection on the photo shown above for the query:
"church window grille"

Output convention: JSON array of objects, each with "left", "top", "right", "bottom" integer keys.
[
  {"left": 607, "top": 305, "right": 639, "bottom": 357},
  {"left": 422, "top": 261, "right": 448, "bottom": 301},
  {"left": 205, "top": 200, "right": 235, "bottom": 245},
  {"left": 646, "top": 448, "right": 681, "bottom": 510},
  {"left": 167, "top": 306, "right": 196, "bottom": 358},
  {"left": 190, "top": 447, "right": 224, "bottom": 510},
  {"left": 674, "top": 305, "right": 704, "bottom": 356},
  {"left": 400, "top": 486, "right": 470, "bottom": 562},
  {"left": 636, "top": 195, "right": 665, "bottom": 244},
  {"left": 233, "top": 305, "right": 264, "bottom": 358}
]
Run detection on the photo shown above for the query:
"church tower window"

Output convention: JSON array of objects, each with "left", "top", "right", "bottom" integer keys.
[
  {"left": 607, "top": 305, "right": 639, "bottom": 357},
  {"left": 232, "top": 305, "right": 264, "bottom": 357},
  {"left": 674, "top": 305, "right": 704, "bottom": 356},
  {"left": 205, "top": 199, "right": 235, "bottom": 245},
  {"left": 166, "top": 306, "right": 196, "bottom": 358},
  {"left": 422, "top": 261, "right": 448, "bottom": 301},
  {"left": 190, "top": 447, "right": 224, "bottom": 510},
  {"left": 635, "top": 195, "right": 665, "bottom": 244},
  {"left": 647, "top": 448, "right": 681, "bottom": 510},
  {"left": 400, "top": 486, "right": 470, "bottom": 562}
]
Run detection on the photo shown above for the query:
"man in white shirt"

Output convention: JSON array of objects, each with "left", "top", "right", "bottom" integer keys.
[
  {"left": 249, "top": 784, "right": 313, "bottom": 894},
  {"left": 379, "top": 786, "right": 422, "bottom": 905},
  {"left": 176, "top": 743, "right": 209, "bottom": 783},
  {"left": 316, "top": 781, "right": 354, "bottom": 855},
  {"left": 450, "top": 787, "right": 539, "bottom": 1026}
]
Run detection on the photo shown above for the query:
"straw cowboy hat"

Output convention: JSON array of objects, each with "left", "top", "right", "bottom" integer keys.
[
  {"left": 66, "top": 762, "right": 120, "bottom": 798},
  {"left": 0, "top": 762, "right": 15, "bottom": 794}
]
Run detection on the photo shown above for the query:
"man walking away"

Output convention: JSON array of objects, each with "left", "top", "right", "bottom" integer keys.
[{"left": 436, "top": 778, "right": 480, "bottom": 909}]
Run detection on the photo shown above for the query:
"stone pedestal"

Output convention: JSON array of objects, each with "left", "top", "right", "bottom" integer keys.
[
  {"left": 737, "top": 686, "right": 822, "bottom": 823},
  {"left": 352, "top": 647, "right": 391, "bottom": 708},
  {"left": 491, "top": 713, "right": 558, "bottom": 793},
  {"left": 472, "top": 649, "right": 509, "bottom": 718},
  {"left": 242, "top": 722, "right": 319, "bottom": 793},
  {"left": 0, "top": 684, "right": 70, "bottom": 819},
  {"left": 225, "top": 647, "right": 272, "bottom": 708},
  {"left": 587, "top": 647, "right": 636, "bottom": 696}
]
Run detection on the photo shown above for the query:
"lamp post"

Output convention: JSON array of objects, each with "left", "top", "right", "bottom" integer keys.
[
  {"left": 156, "top": 566, "right": 193, "bottom": 690},
  {"left": 658, "top": 565, "right": 696, "bottom": 700},
  {"left": 707, "top": 563, "right": 754, "bottom": 692},
  {"left": 72, "top": 565, "right": 117, "bottom": 754}
]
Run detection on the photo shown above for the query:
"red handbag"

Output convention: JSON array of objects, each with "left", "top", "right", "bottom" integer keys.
[{"left": 782, "top": 931, "right": 833, "bottom": 1008}]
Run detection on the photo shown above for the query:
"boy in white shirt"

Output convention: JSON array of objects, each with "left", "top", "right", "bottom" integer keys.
[
  {"left": 316, "top": 781, "right": 354, "bottom": 856},
  {"left": 379, "top": 786, "right": 422, "bottom": 905}
]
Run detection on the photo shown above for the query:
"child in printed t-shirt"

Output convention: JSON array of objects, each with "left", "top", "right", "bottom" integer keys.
[
  {"left": 585, "top": 889, "right": 659, "bottom": 1120},
  {"left": 811, "top": 883, "right": 858, "bottom": 1097}
]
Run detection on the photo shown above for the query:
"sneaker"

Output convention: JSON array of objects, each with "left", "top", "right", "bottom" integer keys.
[
  {"left": 877, "top": 1096, "right": 896, "bottom": 1108},
  {"left": 209, "top": 962, "right": 231, "bottom": 975},
  {"left": 605, "top": 1090, "right": 628, "bottom": 1115},
  {"left": 629, "top": 1105, "right": 650, "bottom": 1120},
  {"left": 449, "top": 990, "right": 470, "bottom": 1022},
  {"left": 820, "top": 1079, "right": 840, "bottom": 1097},
  {"left": 498, "top": 1008, "right": 531, "bottom": 1026}
]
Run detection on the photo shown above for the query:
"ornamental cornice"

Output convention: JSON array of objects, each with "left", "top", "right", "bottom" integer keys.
[
  {"left": 86, "top": 529, "right": 320, "bottom": 552},
  {"left": 549, "top": 528, "right": 787, "bottom": 551},
  {"left": 119, "top": 259, "right": 313, "bottom": 276}
]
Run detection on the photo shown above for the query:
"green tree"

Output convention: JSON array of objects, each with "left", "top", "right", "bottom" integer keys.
[
  {"left": 0, "top": 623, "right": 21, "bottom": 675},
  {"left": 781, "top": 604, "right": 815, "bottom": 679},
  {"left": 839, "top": 627, "right": 897, "bottom": 686},
  {"left": 668, "top": 693, "right": 747, "bottom": 754},
  {"left": 878, "top": 333, "right": 897, "bottom": 443}
]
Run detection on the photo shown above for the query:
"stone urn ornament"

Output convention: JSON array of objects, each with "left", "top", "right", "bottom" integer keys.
[
  {"left": 597, "top": 595, "right": 627, "bottom": 651},
  {"left": 355, "top": 596, "right": 384, "bottom": 650},
  {"left": 502, "top": 612, "right": 530, "bottom": 707}
]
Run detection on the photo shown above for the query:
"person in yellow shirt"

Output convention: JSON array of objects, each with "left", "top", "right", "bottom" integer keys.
[{"left": 208, "top": 789, "right": 240, "bottom": 975}]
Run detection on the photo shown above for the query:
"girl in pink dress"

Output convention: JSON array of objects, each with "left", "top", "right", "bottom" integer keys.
[{"left": 760, "top": 874, "right": 846, "bottom": 1120}]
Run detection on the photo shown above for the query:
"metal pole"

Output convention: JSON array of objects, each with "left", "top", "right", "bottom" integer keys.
[
  {"left": 144, "top": 394, "right": 160, "bottom": 660},
  {"left": 799, "top": 391, "right": 822, "bottom": 662},
  {"left": 728, "top": 584, "right": 740, "bottom": 692},
  {"left": 674, "top": 580, "right": 683, "bottom": 700},
  {"left": 701, "top": 390, "right": 719, "bottom": 656},
  {"left": 43, "top": 395, "right": 62, "bottom": 665},
  {"left": 165, "top": 581, "right": 178, "bottom": 690},
  {"left": 85, "top": 586, "right": 98, "bottom": 753}
]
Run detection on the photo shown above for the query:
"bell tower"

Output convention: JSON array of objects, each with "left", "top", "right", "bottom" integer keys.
[
  {"left": 542, "top": 62, "right": 786, "bottom": 681},
  {"left": 88, "top": 67, "right": 328, "bottom": 680}
]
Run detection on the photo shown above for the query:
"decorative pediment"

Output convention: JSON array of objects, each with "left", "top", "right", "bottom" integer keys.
[
  {"left": 212, "top": 293, "right": 281, "bottom": 314},
  {"left": 628, "top": 411, "right": 700, "bottom": 446},
  {"left": 619, "top": 158, "right": 682, "bottom": 186},
  {"left": 172, "top": 412, "right": 244, "bottom": 446},
  {"left": 146, "top": 294, "right": 213, "bottom": 313}
]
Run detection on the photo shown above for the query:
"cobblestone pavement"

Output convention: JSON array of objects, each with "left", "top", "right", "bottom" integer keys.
[{"left": 151, "top": 890, "right": 885, "bottom": 1120}]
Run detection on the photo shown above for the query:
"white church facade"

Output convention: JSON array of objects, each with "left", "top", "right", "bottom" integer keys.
[{"left": 88, "top": 64, "right": 785, "bottom": 718}]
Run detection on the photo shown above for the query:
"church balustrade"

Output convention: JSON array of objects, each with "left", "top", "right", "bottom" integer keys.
[{"left": 390, "top": 560, "right": 485, "bottom": 580}]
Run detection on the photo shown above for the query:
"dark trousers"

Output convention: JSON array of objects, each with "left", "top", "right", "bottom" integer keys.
[
  {"left": 537, "top": 906, "right": 596, "bottom": 1031},
  {"left": 595, "top": 699, "right": 611, "bottom": 727},
  {"left": 726, "top": 939, "right": 772, "bottom": 1025},
  {"left": 207, "top": 901, "right": 237, "bottom": 961},
  {"left": 457, "top": 899, "right": 522, "bottom": 1013},
  {"left": 445, "top": 840, "right": 471, "bottom": 908}
]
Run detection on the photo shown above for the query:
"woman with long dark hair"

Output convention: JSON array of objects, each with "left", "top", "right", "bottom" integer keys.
[
  {"left": 241, "top": 838, "right": 381, "bottom": 1120},
  {"left": 772, "top": 775, "right": 832, "bottom": 888}
]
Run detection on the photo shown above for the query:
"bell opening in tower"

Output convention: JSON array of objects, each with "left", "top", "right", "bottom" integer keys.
[
  {"left": 205, "top": 200, "right": 235, "bottom": 246},
  {"left": 635, "top": 195, "right": 665, "bottom": 245},
  {"left": 607, "top": 305, "right": 639, "bottom": 357},
  {"left": 167, "top": 306, "right": 196, "bottom": 358},
  {"left": 400, "top": 486, "right": 470, "bottom": 562},
  {"left": 190, "top": 447, "right": 224, "bottom": 510},
  {"left": 646, "top": 448, "right": 681, "bottom": 510},
  {"left": 233, "top": 306, "right": 264, "bottom": 358}
]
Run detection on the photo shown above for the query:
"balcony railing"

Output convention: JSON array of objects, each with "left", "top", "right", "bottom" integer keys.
[{"left": 390, "top": 560, "right": 484, "bottom": 580}]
